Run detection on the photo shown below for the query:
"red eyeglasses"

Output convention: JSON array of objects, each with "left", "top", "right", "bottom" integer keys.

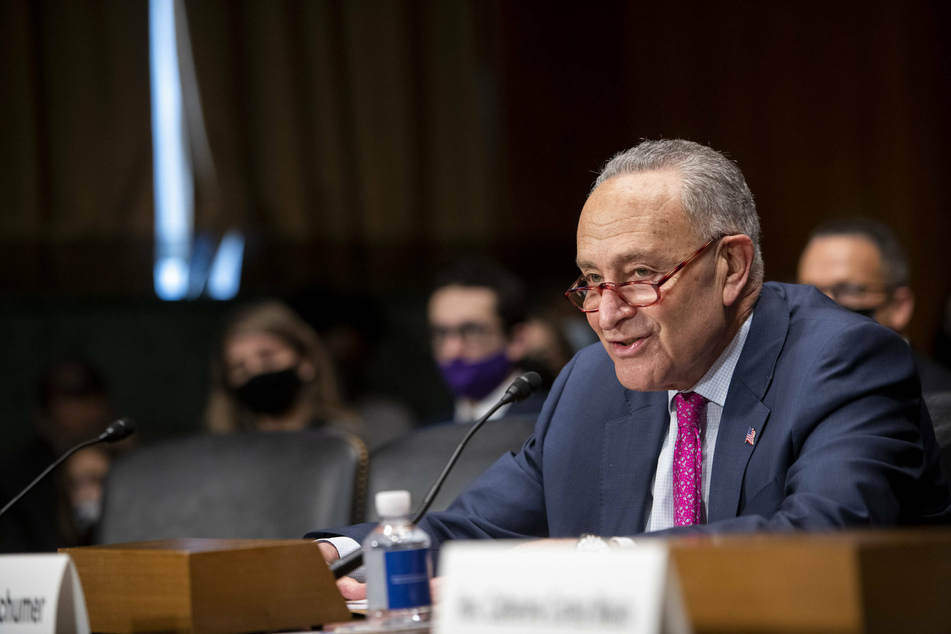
[{"left": 565, "top": 236, "right": 722, "bottom": 312}]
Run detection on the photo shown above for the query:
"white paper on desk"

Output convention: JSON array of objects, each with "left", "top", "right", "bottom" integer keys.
[
  {"left": 435, "top": 540, "right": 688, "bottom": 634},
  {"left": 0, "top": 554, "right": 90, "bottom": 634}
]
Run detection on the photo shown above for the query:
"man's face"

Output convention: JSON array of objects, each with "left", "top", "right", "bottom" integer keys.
[
  {"left": 576, "top": 170, "right": 730, "bottom": 392},
  {"left": 797, "top": 234, "right": 909, "bottom": 331},
  {"left": 428, "top": 285, "right": 509, "bottom": 364},
  {"left": 48, "top": 395, "right": 109, "bottom": 445}
]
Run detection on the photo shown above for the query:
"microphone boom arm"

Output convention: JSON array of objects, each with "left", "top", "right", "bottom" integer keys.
[
  {"left": 0, "top": 436, "right": 101, "bottom": 519},
  {"left": 0, "top": 418, "right": 136, "bottom": 520},
  {"left": 330, "top": 372, "right": 541, "bottom": 579}
]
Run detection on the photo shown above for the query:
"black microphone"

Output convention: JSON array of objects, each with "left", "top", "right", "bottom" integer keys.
[
  {"left": 0, "top": 417, "right": 137, "bottom": 520},
  {"left": 501, "top": 372, "right": 543, "bottom": 407},
  {"left": 330, "top": 372, "right": 542, "bottom": 579},
  {"left": 98, "top": 417, "right": 136, "bottom": 443}
]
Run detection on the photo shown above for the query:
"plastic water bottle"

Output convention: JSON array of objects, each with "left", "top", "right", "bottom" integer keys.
[{"left": 364, "top": 490, "right": 432, "bottom": 628}]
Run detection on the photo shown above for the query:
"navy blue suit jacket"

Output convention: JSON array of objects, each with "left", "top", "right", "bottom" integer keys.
[{"left": 311, "top": 283, "right": 951, "bottom": 549}]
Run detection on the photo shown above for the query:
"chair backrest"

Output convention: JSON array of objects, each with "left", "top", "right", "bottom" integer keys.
[
  {"left": 96, "top": 429, "right": 367, "bottom": 544},
  {"left": 364, "top": 416, "right": 536, "bottom": 522},
  {"left": 926, "top": 392, "right": 951, "bottom": 491},
  {"left": 926, "top": 392, "right": 951, "bottom": 449}
]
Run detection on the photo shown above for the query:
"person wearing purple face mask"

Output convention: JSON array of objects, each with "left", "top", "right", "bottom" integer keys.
[{"left": 428, "top": 258, "right": 548, "bottom": 422}]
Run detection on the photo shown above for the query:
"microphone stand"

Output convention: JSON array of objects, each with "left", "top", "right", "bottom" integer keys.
[
  {"left": 330, "top": 373, "right": 540, "bottom": 579},
  {"left": 0, "top": 418, "right": 136, "bottom": 519}
]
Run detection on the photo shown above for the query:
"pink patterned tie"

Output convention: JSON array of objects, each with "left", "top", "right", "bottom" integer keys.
[{"left": 673, "top": 392, "right": 706, "bottom": 526}]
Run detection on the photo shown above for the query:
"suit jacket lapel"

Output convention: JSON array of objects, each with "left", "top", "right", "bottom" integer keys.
[
  {"left": 601, "top": 391, "right": 668, "bottom": 535},
  {"left": 708, "top": 382, "right": 770, "bottom": 521},
  {"left": 708, "top": 283, "right": 788, "bottom": 522}
]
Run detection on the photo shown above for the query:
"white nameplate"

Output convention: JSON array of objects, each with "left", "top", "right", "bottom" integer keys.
[
  {"left": 436, "top": 540, "right": 688, "bottom": 634},
  {"left": 0, "top": 554, "right": 90, "bottom": 634}
]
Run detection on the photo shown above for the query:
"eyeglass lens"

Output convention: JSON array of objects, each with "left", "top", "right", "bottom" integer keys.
[
  {"left": 430, "top": 322, "right": 497, "bottom": 346},
  {"left": 569, "top": 283, "right": 659, "bottom": 311}
]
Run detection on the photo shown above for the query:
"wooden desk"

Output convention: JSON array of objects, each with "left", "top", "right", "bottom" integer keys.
[
  {"left": 669, "top": 529, "right": 951, "bottom": 633},
  {"left": 63, "top": 530, "right": 951, "bottom": 633},
  {"left": 62, "top": 539, "right": 350, "bottom": 634}
]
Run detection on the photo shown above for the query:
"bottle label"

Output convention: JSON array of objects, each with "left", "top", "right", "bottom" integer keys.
[{"left": 384, "top": 548, "right": 431, "bottom": 609}]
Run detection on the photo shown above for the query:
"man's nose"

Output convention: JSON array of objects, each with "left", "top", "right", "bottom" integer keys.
[
  {"left": 597, "top": 287, "right": 636, "bottom": 330},
  {"left": 436, "top": 332, "right": 466, "bottom": 361}
]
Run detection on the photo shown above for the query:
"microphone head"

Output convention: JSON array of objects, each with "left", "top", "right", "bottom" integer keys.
[
  {"left": 505, "top": 371, "right": 543, "bottom": 404},
  {"left": 99, "top": 418, "right": 136, "bottom": 443}
]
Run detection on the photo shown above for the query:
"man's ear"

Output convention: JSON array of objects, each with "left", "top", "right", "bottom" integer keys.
[
  {"left": 505, "top": 323, "right": 530, "bottom": 362},
  {"left": 719, "top": 234, "right": 754, "bottom": 307},
  {"left": 884, "top": 286, "right": 915, "bottom": 333}
]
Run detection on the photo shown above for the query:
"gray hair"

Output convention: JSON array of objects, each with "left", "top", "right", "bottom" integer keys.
[{"left": 593, "top": 139, "right": 763, "bottom": 283}]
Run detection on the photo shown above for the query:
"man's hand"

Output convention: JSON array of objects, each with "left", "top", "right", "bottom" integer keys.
[
  {"left": 317, "top": 541, "right": 368, "bottom": 601},
  {"left": 317, "top": 541, "right": 341, "bottom": 565},
  {"left": 337, "top": 576, "right": 367, "bottom": 601},
  {"left": 429, "top": 576, "right": 442, "bottom": 605}
]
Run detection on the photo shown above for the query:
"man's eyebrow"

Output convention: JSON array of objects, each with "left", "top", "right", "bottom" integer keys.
[
  {"left": 576, "top": 250, "right": 657, "bottom": 271},
  {"left": 575, "top": 258, "right": 597, "bottom": 271}
]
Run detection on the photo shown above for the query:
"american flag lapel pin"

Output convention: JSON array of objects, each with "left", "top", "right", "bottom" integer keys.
[{"left": 745, "top": 427, "right": 756, "bottom": 446}]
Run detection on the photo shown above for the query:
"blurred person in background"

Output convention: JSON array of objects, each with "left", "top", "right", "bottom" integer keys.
[
  {"left": 428, "top": 258, "right": 548, "bottom": 422},
  {"left": 518, "top": 314, "right": 574, "bottom": 390},
  {"left": 204, "top": 300, "right": 365, "bottom": 439},
  {"left": 63, "top": 445, "right": 113, "bottom": 545},
  {"left": 797, "top": 217, "right": 951, "bottom": 394},
  {"left": 0, "top": 358, "right": 127, "bottom": 552},
  {"left": 292, "top": 292, "right": 417, "bottom": 451}
]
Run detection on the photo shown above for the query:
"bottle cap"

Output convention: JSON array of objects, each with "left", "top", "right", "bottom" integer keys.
[{"left": 375, "top": 490, "right": 411, "bottom": 518}]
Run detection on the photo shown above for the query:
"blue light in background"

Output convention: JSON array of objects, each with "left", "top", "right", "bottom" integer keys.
[
  {"left": 149, "top": 0, "right": 192, "bottom": 301},
  {"left": 155, "top": 256, "right": 190, "bottom": 300},
  {"left": 207, "top": 231, "right": 245, "bottom": 300},
  {"left": 149, "top": 0, "right": 244, "bottom": 301}
]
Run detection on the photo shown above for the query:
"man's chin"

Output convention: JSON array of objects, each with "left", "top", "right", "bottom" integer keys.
[
  {"left": 602, "top": 345, "right": 664, "bottom": 392},
  {"left": 613, "top": 367, "right": 666, "bottom": 393}
]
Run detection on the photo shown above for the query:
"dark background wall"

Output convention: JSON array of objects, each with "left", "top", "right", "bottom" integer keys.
[{"left": 1, "top": 1, "right": 949, "bottom": 450}]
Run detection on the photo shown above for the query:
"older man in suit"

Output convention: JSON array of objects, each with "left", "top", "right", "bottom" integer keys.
[{"left": 315, "top": 139, "right": 950, "bottom": 595}]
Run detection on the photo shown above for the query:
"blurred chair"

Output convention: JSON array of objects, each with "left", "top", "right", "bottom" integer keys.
[
  {"left": 925, "top": 392, "right": 951, "bottom": 488},
  {"left": 364, "top": 416, "right": 536, "bottom": 522},
  {"left": 96, "top": 429, "right": 367, "bottom": 544}
]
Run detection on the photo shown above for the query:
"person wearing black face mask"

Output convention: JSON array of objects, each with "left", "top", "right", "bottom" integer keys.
[
  {"left": 204, "top": 301, "right": 364, "bottom": 436},
  {"left": 797, "top": 217, "right": 951, "bottom": 395},
  {"left": 233, "top": 367, "right": 306, "bottom": 417}
]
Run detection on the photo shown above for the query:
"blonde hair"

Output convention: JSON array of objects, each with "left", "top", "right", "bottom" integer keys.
[{"left": 204, "top": 300, "right": 358, "bottom": 434}]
